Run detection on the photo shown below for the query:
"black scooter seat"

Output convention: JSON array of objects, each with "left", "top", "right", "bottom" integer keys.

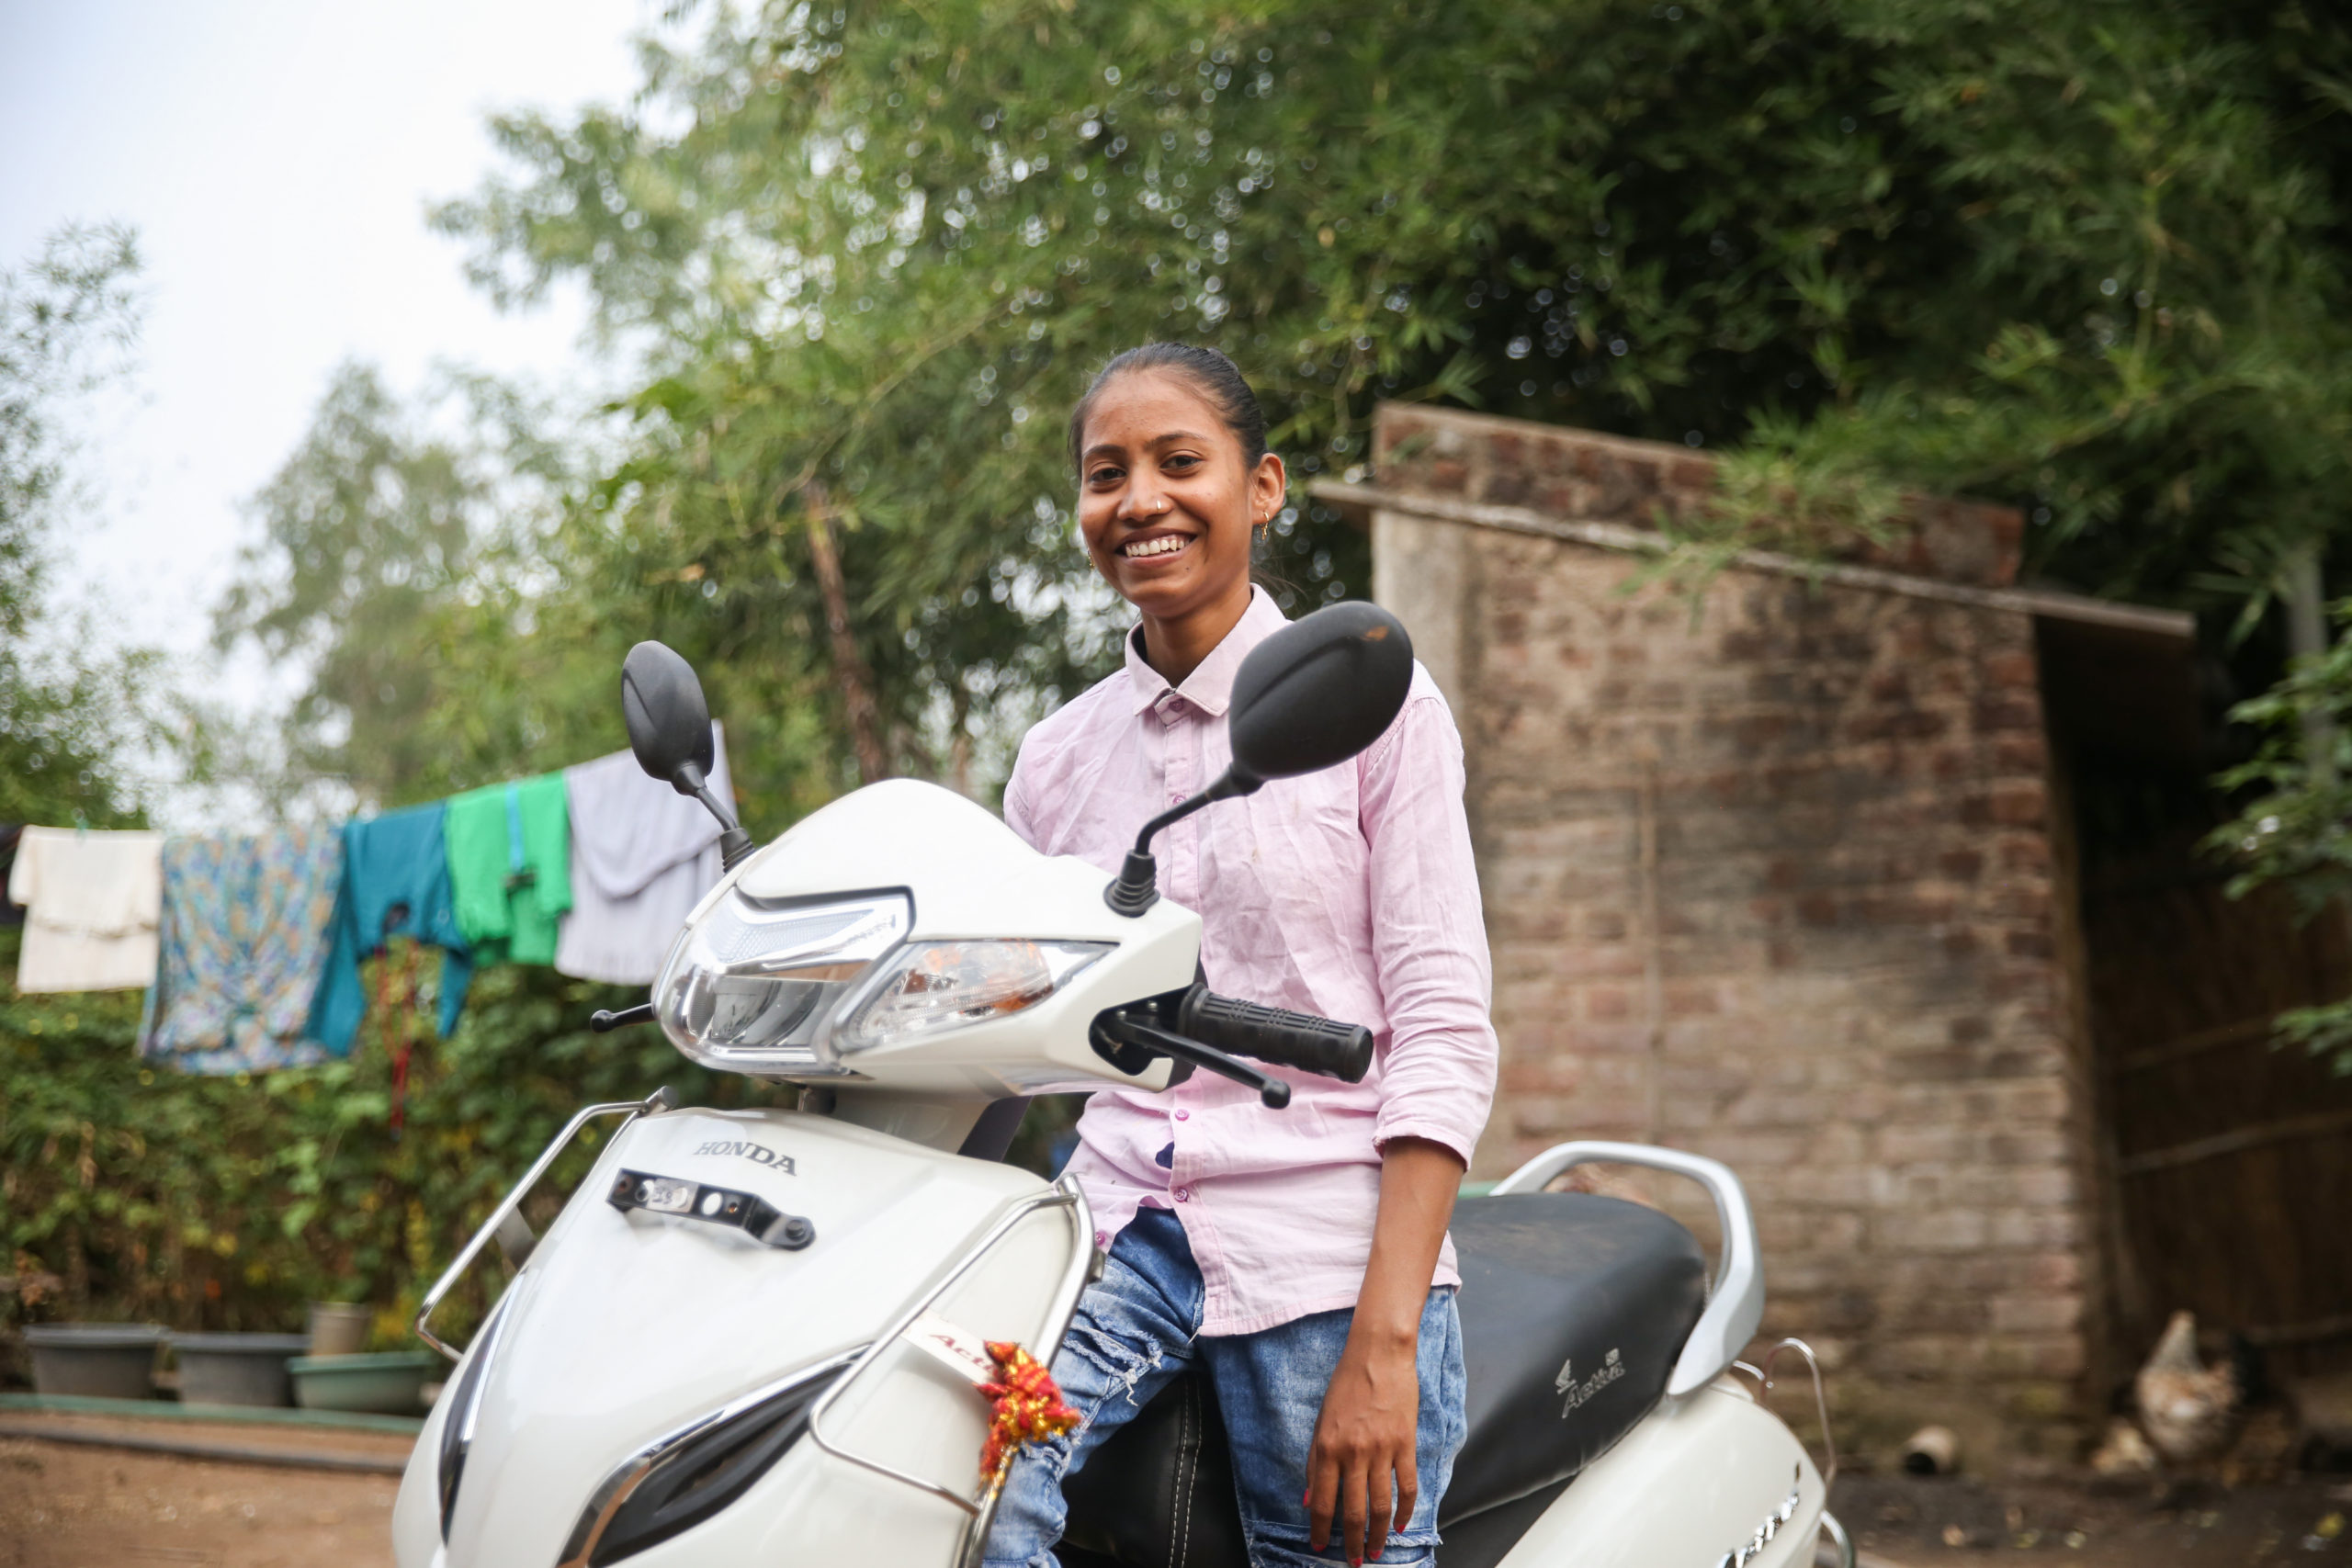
[{"left": 1058, "top": 1191, "right": 1711, "bottom": 1567}]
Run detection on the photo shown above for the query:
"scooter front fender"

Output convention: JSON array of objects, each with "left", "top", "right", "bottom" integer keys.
[{"left": 1496, "top": 1379, "right": 1826, "bottom": 1568}]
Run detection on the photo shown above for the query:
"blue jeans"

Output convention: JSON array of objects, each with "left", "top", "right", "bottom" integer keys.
[{"left": 983, "top": 1208, "right": 1465, "bottom": 1568}]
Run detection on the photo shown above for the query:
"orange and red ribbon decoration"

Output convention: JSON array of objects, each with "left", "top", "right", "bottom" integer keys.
[{"left": 978, "top": 1340, "right": 1080, "bottom": 1490}]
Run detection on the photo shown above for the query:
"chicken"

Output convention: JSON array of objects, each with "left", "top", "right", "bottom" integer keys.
[
  {"left": 2134, "top": 1310, "right": 2244, "bottom": 1465},
  {"left": 2088, "top": 1417, "right": 2157, "bottom": 1477}
]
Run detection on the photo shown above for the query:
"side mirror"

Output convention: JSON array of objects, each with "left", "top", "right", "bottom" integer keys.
[
  {"left": 620, "top": 640, "right": 755, "bottom": 869},
  {"left": 1226, "top": 601, "right": 1415, "bottom": 788},
  {"left": 622, "top": 640, "right": 718, "bottom": 794},
  {"left": 1104, "top": 602, "right": 1415, "bottom": 915}
]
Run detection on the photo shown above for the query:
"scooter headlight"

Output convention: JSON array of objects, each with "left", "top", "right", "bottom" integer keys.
[
  {"left": 653, "top": 890, "right": 912, "bottom": 1073},
  {"left": 831, "top": 940, "right": 1111, "bottom": 1054}
]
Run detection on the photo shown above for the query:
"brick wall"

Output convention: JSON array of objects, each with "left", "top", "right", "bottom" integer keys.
[{"left": 1368, "top": 405, "right": 2098, "bottom": 1460}]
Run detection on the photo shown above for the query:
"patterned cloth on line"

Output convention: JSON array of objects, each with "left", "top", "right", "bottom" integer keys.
[{"left": 139, "top": 824, "right": 344, "bottom": 1074}]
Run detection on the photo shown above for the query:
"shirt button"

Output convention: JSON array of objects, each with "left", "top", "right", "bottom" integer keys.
[
  {"left": 1171, "top": 792, "right": 1186, "bottom": 805},
  {"left": 1174, "top": 1187, "right": 1193, "bottom": 1202},
  {"left": 1094, "top": 1230, "right": 1108, "bottom": 1247},
  {"left": 1175, "top": 1110, "right": 1190, "bottom": 1121}
]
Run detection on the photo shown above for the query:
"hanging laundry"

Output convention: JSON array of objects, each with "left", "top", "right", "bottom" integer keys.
[
  {"left": 307, "top": 804, "right": 473, "bottom": 1056},
  {"left": 139, "top": 824, "right": 344, "bottom": 1074},
  {"left": 556, "top": 725, "right": 734, "bottom": 986},
  {"left": 0, "top": 826, "right": 24, "bottom": 927},
  {"left": 445, "top": 773, "right": 571, "bottom": 965},
  {"left": 6, "top": 826, "right": 164, "bottom": 993}
]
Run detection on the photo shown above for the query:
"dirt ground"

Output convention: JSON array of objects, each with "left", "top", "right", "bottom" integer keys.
[
  {"left": 0, "top": 1416, "right": 411, "bottom": 1568},
  {"left": 0, "top": 1416, "right": 2346, "bottom": 1565},
  {"left": 1831, "top": 1471, "right": 2352, "bottom": 1566}
]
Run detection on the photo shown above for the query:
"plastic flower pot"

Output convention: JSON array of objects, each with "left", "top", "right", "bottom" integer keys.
[
  {"left": 306, "top": 1301, "right": 373, "bottom": 1359},
  {"left": 23, "top": 1324, "right": 168, "bottom": 1400},
  {"left": 169, "top": 1332, "right": 312, "bottom": 1407},
  {"left": 288, "top": 1350, "right": 438, "bottom": 1414}
]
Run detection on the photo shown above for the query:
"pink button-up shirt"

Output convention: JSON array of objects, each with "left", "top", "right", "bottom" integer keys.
[{"left": 1004, "top": 588, "right": 1498, "bottom": 1335}]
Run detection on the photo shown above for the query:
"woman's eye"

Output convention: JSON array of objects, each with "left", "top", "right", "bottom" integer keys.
[
  {"left": 1088, "top": 466, "right": 1123, "bottom": 485},
  {"left": 1164, "top": 454, "right": 1201, "bottom": 473}
]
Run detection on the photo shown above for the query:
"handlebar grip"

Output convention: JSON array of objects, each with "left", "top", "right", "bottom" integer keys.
[{"left": 1179, "top": 989, "right": 1374, "bottom": 1084}]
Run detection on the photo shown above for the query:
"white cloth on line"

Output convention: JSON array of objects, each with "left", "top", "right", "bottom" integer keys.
[
  {"left": 554, "top": 725, "right": 735, "bottom": 987},
  {"left": 7, "top": 826, "right": 166, "bottom": 993}
]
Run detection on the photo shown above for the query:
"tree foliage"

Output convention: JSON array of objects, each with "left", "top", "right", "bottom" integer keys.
[
  {"left": 212, "top": 362, "right": 594, "bottom": 810},
  {"left": 0, "top": 224, "right": 157, "bottom": 829},
  {"left": 2211, "top": 609, "right": 2352, "bottom": 1076},
  {"left": 432, "top": 0, "right": 2352, "bottom": 637}
]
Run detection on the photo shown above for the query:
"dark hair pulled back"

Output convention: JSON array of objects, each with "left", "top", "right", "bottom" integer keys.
[{"left": 1067, "top": 342, "right": 1269, "bottom": 472}]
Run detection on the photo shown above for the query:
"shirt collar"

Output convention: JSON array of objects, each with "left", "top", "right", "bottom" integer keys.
[{"left": 1124, "top": 585, "right": 1290, "bottom": 718}]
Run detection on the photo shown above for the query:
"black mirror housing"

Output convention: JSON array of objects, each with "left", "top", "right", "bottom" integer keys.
[
  {"left": 621, "top": 641, "right": 758, "bottom": 871},
  {"left": 622, "top": 640, "right": 718, "bottom": 795},
  {"left": 1226, "top": 601, "right": 1415, "bottom": 785}
]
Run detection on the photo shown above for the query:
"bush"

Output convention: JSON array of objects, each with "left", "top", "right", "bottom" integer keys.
[{"left": 0, "top": 924, "right": 778, "bottom": 1372}]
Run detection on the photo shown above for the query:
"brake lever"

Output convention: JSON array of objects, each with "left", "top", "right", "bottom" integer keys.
[
  {"left": 1093, "top": 1013, "right": 1291, "bottom": 1108},
  {"left": 590, "top": 1002, "right": 656, "bottom": 1033}
]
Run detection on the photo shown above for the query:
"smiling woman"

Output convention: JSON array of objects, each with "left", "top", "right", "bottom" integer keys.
[
  {"left": 1068, "top": 343, "right": 1287, "bottom": 687},
  {"left": 989, "top": 343, "right": 1498, "bottom": 1568}
]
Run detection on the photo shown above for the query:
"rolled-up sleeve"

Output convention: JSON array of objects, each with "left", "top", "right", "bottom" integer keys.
[{"left": 1359, "top": 685, "right": 1498, "bottom": 1165}]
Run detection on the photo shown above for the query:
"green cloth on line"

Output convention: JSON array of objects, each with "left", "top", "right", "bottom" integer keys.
[{"left": 444, "top": 774, "right": 572, "bottom": 964}]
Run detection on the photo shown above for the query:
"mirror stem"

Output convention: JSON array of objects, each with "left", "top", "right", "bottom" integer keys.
[
  {"left": 674, "top": 761, "right": 759, "bottom": 872},
  {"left": 1103, "top": 766, "right": 1262, "bottom": 916}
]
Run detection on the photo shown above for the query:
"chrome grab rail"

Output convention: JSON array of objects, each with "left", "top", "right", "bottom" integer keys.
[
  {"left": 798, "top": 1175, "right": 1094, "bottom": 1550},
  {"left": 1759, "top": 1337, "right": 1837, "bottom": 1489},
  {"left": 1818, "top": 1510, "right": 1856, "bottom": 1568},
  {"left": 1488, "top": 1139, "right": 1764, "bottom": 1398},
  {"left": 415, "top": 1086, "right": 676, "bottom": 1361}
]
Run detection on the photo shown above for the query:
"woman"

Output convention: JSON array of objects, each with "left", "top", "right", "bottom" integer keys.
[{"left": 991, "top": 344, "right": 1497, "bottom": 1568}]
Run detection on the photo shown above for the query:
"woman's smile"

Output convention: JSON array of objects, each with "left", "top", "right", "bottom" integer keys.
[{"left": 1117, "top": 531, "right": 1195, "bottom": 560}]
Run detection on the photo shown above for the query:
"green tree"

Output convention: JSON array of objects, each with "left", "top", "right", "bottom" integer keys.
[
  {"left": 0, "top": 222, "right": 159, "bottom": 829},
  {"left": 435, "top": 0, "right": 2352, "bottom": 661},
  {"left": 2211, "top": 605, "right": 2352, "bottom": 1075},
  {"left": 212, "top": 361, "right": 592, "bottom": 808}
]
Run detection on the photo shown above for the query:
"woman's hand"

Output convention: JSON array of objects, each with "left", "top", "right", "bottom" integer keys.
[
  {"left": 1307, "top": 1323, "right": 1422, "bottom": 1562},
  {"left": 1306, "top": 1136, "right": 1464, "bottom": 1563}
]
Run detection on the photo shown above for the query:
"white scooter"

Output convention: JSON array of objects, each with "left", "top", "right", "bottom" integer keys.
[{"left": 390, "top": 604, "right": 1854, "bottom": 1568}]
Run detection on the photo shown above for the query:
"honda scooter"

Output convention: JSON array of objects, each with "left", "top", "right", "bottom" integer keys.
[{"left": 390, "top": 603, "right": 1853, "bottom": 1568}]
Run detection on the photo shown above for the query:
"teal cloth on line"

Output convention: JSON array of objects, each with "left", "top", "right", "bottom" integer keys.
[
  {"left": 306, "top": 803, "right": 473, "bottom": 1055},
  {"left": 138, "top": 824, "right": 344, "bottom": 1074}
]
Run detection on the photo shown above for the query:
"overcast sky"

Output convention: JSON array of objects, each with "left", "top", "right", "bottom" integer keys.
[{"left": 0, "top": 0, "right": 650, "bottom": 783}]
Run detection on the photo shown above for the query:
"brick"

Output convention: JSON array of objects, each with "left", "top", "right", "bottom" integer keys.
[{"left": 1992, "top": 1292, "right": 2084, "bottom": 1335}]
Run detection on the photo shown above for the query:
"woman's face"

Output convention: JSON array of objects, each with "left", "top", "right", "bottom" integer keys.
[{"left": 1075, "top": 369, "right": 1285, "bottom": 624}]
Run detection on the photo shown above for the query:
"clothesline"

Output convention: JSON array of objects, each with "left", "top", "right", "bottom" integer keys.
[{"left": 4, "top": 728, "right": 733, "bottom": 1077}]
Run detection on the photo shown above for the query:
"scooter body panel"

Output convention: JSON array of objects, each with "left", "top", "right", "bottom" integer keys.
[
  {"left": 393, "top": 1102, "right": 1080, "bottom": 1568},
  {"left": 1496, "top": 1380, "right": 1824, "bottom": 1568}
]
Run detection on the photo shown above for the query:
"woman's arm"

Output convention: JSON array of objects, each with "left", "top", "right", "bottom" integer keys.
[
  {"left": 1308, "top": 686, "right": 1497, "bottom": 1563},
  {"left": 1306, "top": 1136, "right": 1463, "bottom": 1564}
]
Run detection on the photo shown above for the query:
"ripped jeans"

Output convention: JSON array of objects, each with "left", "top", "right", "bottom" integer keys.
[{"left": 982, "top": 1207, "right": 1464, "bottom": 1568}]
